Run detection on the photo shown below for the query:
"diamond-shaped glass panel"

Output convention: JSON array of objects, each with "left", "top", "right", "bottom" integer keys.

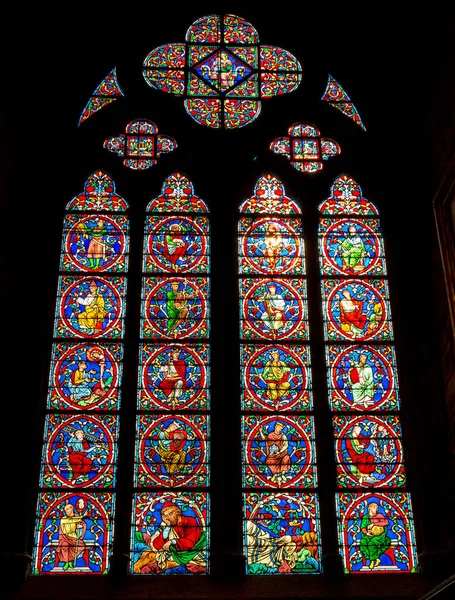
[{"left": 194, "top": 49, "right": 252, "bottom": 92}]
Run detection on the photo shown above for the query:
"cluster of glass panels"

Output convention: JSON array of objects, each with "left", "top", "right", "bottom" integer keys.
[
  {"left": 239, "top": 174, "right": 321, "bottom": 574},
  {"left": 32, "top": 171, "right": 129, "bottom": 573},
  {"left": 318, "top": 174, "right": 417, "bottom": 573},
  {"left": 131, "top": 173, "right": 210, "bottom": 574},
  {"left": 142, "top": 14, "right": 302, "bottom": 129}
]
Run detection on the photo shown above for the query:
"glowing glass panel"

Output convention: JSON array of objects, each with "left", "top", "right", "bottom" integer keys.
[
  {"left": 32, "top": 492, "right": 114, "bottom": 574},
  {"left": 54, "top": 275, "right": 127, "bottom": 339},
  {"left": 333, "top": 415, "right": 405, "bottom": 488},
  {"left": 143, "top": 14, "right": 301, "bottom": 129},
  {"left": 240, "top": 174, "right": 301, "bottom": 214},
  {"left": 144, "top": 215, "right": 209, "bottom": 274},
  {"left": 66, "top": 171, "right": 128, "bottom": 212},
  {"left": 131, "top": 492, "right": 209, "bottom": 575},
  {"left": 271, "top": 123, "right": 341, "bottom": 172},
  {"left": 244, "top": 492, "right": 321, "bottom": 574},
  {"left": 138, "top": 343, "right": 209, "bottom": 411},
  {"left": 40, "top": 414, "right": 118, "bottom": 488},
  {"left": 140, "top": 277, "right": 209, "bottom": 340},
  {"left": 239, "top": 217, "right": 304, "bottom": 275},
  {"left": 336, "top": 492, "right": 417, "bottom": 573},
  {"left": 47, "top": 342, "right": 123, "bottom": 412},
  {"left": 104, "top": 120, "right": 177, "bottom": 170},
  {"left": 78, "top": 68, "right": 124, "bottom": 126},
  {"left": 242, "top": 415, "right": 317, "bottom": 488},
  {"left": 240, "top": 278, "right": 308, "bottom": 341},
  {"left": 60, "top": 214, "right": 129, "bottom": 273},
  {"left": 241, "top": 344, "right": 312, "bottom": 412},
  {"left": 321, "top": 75, "right": 367, "bottom": 131},
  {"left": 135, "top": 414, "right": 209, "bottom": 487},
  {"left": 319, "top": 217, "right": 385, "bottom": 276},
  {"left": 325, "top": 344, "right": 400, "bottom": 412},
  {"left": 321, "top": 278, "right": 393, "bottom": 342}
]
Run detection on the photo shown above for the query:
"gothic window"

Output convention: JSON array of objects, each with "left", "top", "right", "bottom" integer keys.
[
  {"left": 239, "top": 174, "right": 321, "bottom": 574},
  {"left": 131, "top": 173, "right": 210, "bottom": 574},
  {"left": 318, "top": 174, "right": 418, "bottom": 573},
  {"left": 32, "top": 171, "right": 129, "bottom": 574}
]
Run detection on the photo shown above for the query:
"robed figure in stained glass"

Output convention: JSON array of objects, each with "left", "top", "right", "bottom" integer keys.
[
  {"left": 133, "top": 500, "right": 206, "bottom": 574},
  {"left": 56, "top": 499, "right": 87, "bottom": 571},
  {"left": 359, "top": 502, "right": 392, "bottom": 570}
]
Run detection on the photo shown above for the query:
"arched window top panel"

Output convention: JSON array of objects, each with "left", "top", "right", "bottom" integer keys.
[
  {"left": 186, "top": 14, "right": 260, "bottom": 43},
  {"left": 65, "top": 170, "right": 129, "bottom": 212},
  {"left": 143, "top": 14, "right": 302, "bottom": 129},
  {"left": 146, "top": 172, "right": 209, "bottom": 213},
  {"left": 240, "top": 174, "right": 301, "bottom": 214},
  {"left": 318, "top": 174, "right": 378, "bottom": 216}
]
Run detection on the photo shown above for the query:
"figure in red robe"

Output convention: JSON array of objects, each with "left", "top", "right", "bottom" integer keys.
[
  {"left": 345, "top": 425, "right": 377, "bottom": 484},
  {"left": 158, "top": 348, "right": 188, "bottom": 406},
  {"left": 339, "top": 289, "right": 368, "bottom": 337}
]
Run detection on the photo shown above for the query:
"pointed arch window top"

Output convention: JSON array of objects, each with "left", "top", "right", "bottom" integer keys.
[
  {"left": 65, "top": 170, "right": 128, "bottom": 211},
  {"left": 271, "top": 123, "right": 341, "bottom": 173},
  {"left": 240, "top": 174, "right": 301, "bottom": 214},
  {"left": 104, "top": 120, "right": 177, "bottom": 170},
  {"left": 318, "top": 174, "right": 378, "bottom": 215},
  {"left": 146, "top": 173, "right": 208, "bottom": 213},
  {"left": 143, "top": 14, "right": 302, "bottom": 129}
]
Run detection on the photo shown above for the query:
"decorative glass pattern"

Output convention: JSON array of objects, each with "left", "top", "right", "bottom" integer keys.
[
  {"left": 321, "top": 278, "right": 392, "bottom": 342},
  {"left": 131, "top": 492, "right": 209, "bottom": 574},
  {"left": 240, "top": 278, "right": 308, "bottom": 341},
  {"left": 104, "top": 120, "right": 177, "bottom": 170},
  {"left": 143, "top": 14, "right": 302, "bottom": 129},
  {"left": 325, "top": 344, "right": 400, "bottom": 412},
  {"left": 138, "top": 343, "right": 209, "bottom": 411},
  {"left": 54, "top": 275, "right": 127, "bottom": 339},
  {"left": 33, "top": 492, "right": 114, "bottom": 574},
  {"left": 336, "top": 493, "right": 417, "bottom": 572},
  {"left": 47, "top": 342, "right": 123, "bottom": 412},
  {"left": 238, "top": 217, "right": 304, "bottom": 275},
  {"left": 244, "top": 492, "right": 321, "bottom": 574},
  {"left": 140, "top": 277, "right": 209, "bottom": 340},
  {"left": 240, "top": 174, "right": 321, "bottom": 574},
  {"left": 60, "top": 214, "right": 129, "bottom": 273},
  {"left": 132, "top": 173, "right": 210, "bottom": 574},
  {"left": 78, "top": 68, "right": 124, "bottom": 126},
  {"left": 319, "top": 174, "right": 417, "bottom": 573},
  {"left": 32, "top": 172, "right": 129, "bottom": 574},
  {"left": 321, "top": 74, "right": 367, "bottom": 131},
  {"left": 144, "top": 216, "right": 209, "bottom": 273},
  {"left": 319, "top": 217, "right": 386, "bottom": 276},
  {"left": 241, "top": 344, "right": 312, "bottom": 412},
  {"left": 271, "top": 123, "right": 341, "bottom": 173}
]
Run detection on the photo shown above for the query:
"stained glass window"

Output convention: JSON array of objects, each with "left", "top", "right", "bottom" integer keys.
[
  {"left": 131, "top": 173, "right": 210, "bottom": 574},
  {"left": 78, "top": 68, "right": 124, "bottom": 127},
  {"left": 104, "top": 120, "right": 177, "bottom": 170},
  {"left": 270, "top": 123, "right": 341, "bottom": 173},
  {"left": 143, "top": 14, "right": 302, "bottom": 129},
  {"left": 240, "top": 174, "right": 321, "bottom": 574},
  {"left": 32, "top": 171, "right": 129, "bottom": 574},
  {"left": 318, "top": 174, "right": 417, "bottom": 573},
  {"left": 321, "top": 75, "right": 367, "bottom": 131}
]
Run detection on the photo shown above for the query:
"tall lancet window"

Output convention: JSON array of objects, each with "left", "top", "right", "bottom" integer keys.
[
  {"left": 32, "top": 171, "right": 129, "bottom": 574},
  {"left": 318, "top": 174, "right": 418, "bottom": 573},
  {"left": 131, "top": 172, "right": 210, "bottom": 575},
  {"left": 239, "top": 174, "right": 321, "bottom": 575}
]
